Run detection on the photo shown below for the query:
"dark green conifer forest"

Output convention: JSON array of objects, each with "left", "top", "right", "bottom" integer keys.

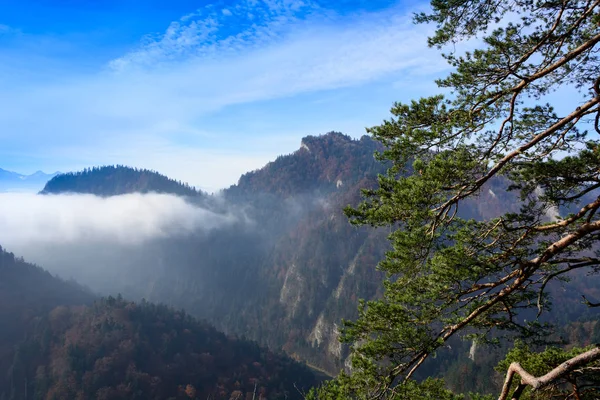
[{"left": 42, "top": 166, "right": 203, "bottom": 198}]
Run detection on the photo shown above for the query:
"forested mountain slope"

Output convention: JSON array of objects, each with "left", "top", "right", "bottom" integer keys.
[
  {"left": 5, "top": 297, "right": 317, "bottom": 400},
  {"left": 0, "top": 247, "right": 318, "bottom": 399},
  {"left": 0, "top": 246, "right": 94, "bottom": 395},
  {"left": 33, "top": 132, "right": 547, "bottom": 379}
]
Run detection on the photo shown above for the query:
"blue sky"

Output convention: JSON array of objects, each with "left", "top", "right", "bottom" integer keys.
[{"left": 0, "top": 0, "right": 449, "bottom": 191}]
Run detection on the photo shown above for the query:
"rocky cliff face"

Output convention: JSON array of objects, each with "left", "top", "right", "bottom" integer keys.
[{"left": 219, "top": 132, "right": 390, "bottom": 372}]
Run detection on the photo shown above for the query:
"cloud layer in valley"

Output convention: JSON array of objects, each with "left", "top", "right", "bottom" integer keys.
[{"left": 0, "top": 192, "right": 234, "bottom": 249}]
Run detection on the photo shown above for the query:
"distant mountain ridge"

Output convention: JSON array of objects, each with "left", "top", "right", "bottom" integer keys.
[
  {"left": 0, "top": 168, "right": 59, "bottom": 192},
  {"left": 42, "top": 165, "right": 204, "bottom": 197}
]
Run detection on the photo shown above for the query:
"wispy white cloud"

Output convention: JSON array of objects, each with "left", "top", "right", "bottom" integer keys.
[
  {"left": 108, "top": 0, "right": 439, "bottom": 87},
  {"left": 2, "top": 1, "right": 441, "bottom": 122},
  {"left": 0, "top": 192, "right": 235, "bottom": 247},
  {"left": 109, "top": 0, "right": 322, "bottom": 71},
  {"left": 0, "top": 191, "right": 242, "bottom": 289},
  {"left": 0, "top": 24, "right": 20, "bottom": 35}
]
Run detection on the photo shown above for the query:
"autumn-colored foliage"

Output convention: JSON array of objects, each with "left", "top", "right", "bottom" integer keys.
[{"left": 2, "top": 296, "right": 317, "bottom": 399}]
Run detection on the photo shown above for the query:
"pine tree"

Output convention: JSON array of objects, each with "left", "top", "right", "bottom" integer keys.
[{"left": 311, "top": 1, "right": 600, "bottom": 398}]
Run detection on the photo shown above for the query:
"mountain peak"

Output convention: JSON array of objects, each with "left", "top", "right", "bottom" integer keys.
[
  {"left": 0, "top": 168, "right": 59, "bottom": 192},
  {"left": 298, "top": 131, "right": 357, "bottom": 152},
  {"left": 228, "top": 131, "right": 384, "bottom": 197}
]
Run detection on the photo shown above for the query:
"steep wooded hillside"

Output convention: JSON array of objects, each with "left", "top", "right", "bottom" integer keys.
[
  {"left": 0, "top": 246, "right": 94, "bottom": 394},
  {"left": 0, "top": 247, "right": 319, "bottom": 399},
  {"left": 5, "top": 297, "right": 318, "bottom": 400}
]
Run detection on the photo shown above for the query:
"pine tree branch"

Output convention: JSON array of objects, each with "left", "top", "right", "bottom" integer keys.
[
  {"left": 582, "top": 295, "right": 600, "bottom": 308},
  {"left": 556, "top": 183, "right": 600, "bottom": 202},
  {"left": 533, "top": 196, "right": 600, "bottom": 232},
  {"left": 434, "top": 95, "right": 600, "bottom": 227},
  {"left": 537, "top": 260, "right": 600, "bottom": 317},
  {"left": 498, "top": 347, "right": 600, "bottom": 400},
  {"left": 414, "top": 220, "right": 600, "bottom": 382}
]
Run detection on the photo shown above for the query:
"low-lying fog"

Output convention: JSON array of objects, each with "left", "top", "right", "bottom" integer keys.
[{"left": 0, "top": 192, "right": 239, "bottom": 294}]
